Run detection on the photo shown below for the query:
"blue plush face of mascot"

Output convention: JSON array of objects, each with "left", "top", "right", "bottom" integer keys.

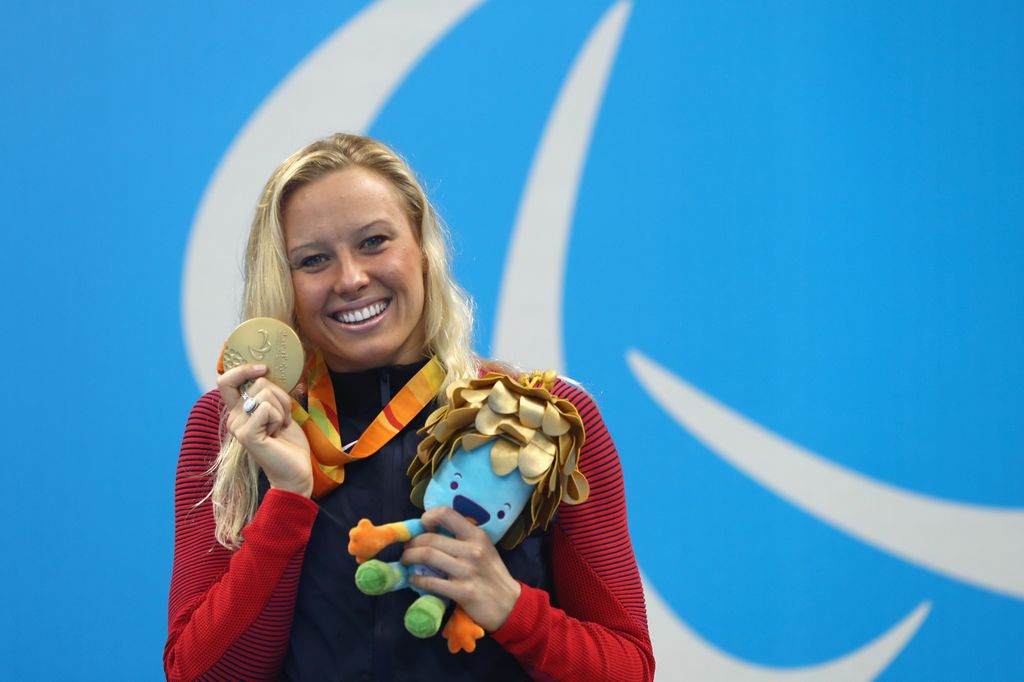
[{"left": 423, "top": 442, "right": 534, "bottom": 545}]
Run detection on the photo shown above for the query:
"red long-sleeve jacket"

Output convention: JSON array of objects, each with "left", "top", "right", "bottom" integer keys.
[{"left": 165, "top": 379, "right": 654, "bottom": 681}]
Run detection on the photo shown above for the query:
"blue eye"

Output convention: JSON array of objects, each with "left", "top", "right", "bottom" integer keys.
[
  {"left": 497, "top": 510, "right": 505, "bottom": 519},
  {"left": 298, "top": 254, "right": 327, "bottom": 269},
  {"left": 450, "top": 480, "right": 459, "bottom": 490},
  {"left": 361, "top": 235, "right": 387, "bottom": 250}
]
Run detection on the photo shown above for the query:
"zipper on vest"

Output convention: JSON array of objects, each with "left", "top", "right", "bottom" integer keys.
[
  {"left": 380, "top": 369, "right": 391, "bottom": 406},
  {"left": 376, "top": 366, "right": 394, "bottom": 681}
]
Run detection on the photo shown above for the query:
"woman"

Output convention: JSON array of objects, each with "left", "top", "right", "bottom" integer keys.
[{"left": 165, "top": 134, "right": 654, "bottom": 681}]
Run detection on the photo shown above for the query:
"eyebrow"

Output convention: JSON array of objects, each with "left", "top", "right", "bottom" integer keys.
[
  {"left": 286, "top": 240, "right": 329, "bottom": 260},
  {"left": 352, "top": 220, "right": 391, "bottom": 238}
]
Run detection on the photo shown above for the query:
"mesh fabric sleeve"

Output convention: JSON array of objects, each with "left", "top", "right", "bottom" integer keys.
[
  {"left": 164, "top": 391, "right": 319, "bottom": 681},
  {"left": 491, "top": 380, "right": 655, "bottom": 681}
]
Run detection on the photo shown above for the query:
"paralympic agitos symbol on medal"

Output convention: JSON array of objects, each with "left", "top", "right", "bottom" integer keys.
[
  {"left": 248, "top": 330, "right": 272, "bottom": 360},
  {"left": 182, "top": 1, "right": 1024, "bottom": 679}
]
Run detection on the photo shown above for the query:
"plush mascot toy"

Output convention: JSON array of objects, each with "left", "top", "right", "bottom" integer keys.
[{"left": 347, "top": 371, "right": 590, "bottom": 653}]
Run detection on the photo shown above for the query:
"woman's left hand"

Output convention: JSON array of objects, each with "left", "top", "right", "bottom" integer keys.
[{"left": 401, "top": 506, "right": 522, "bottom": 632}]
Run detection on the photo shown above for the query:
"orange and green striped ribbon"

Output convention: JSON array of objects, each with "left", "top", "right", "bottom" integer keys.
[{"left": 291, "top": 351, "right": 446, "bottom": 498}]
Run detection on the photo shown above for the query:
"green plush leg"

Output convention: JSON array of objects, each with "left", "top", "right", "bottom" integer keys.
[
  {"left": 355, "top": 559, "right": 403, "bottom": 596},
  {"left": 404, "top": 594, "right": 446, "bottom": 638}
]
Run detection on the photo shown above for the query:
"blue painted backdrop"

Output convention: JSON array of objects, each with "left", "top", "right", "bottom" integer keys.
[{"left": 2, "top": 2, "right": 1021, "bottom": 680}]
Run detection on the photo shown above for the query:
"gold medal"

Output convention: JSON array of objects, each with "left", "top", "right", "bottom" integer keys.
[{"left": 222, "top": 317, "right": 305, "bottom": 392}]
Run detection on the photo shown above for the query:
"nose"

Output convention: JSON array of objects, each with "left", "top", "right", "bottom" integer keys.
[{"left": 331, "top": 251, "right": 370, "bottom": 297}]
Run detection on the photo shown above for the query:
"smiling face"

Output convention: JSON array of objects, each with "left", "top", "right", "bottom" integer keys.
[{"left": 283, "top": 166, "right": 427, "bottom": 372}]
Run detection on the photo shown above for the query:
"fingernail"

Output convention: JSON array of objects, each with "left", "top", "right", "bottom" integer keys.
[{"left": 253, "top": 364, "right": 267, "bottom": 372}]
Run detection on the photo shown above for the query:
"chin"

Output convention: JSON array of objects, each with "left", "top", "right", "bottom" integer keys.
[{"left": 323, "top": 346, "right": 410, "bottom": 372}]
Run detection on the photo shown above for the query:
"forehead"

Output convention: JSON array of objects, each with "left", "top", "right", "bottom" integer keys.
[{"left": 282, "top": 166, "right": 411, "bottom": 241}]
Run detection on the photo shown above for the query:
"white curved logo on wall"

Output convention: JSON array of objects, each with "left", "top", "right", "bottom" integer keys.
[{"left": 181, "top": 1, "right": 1023, "bottom": 679}]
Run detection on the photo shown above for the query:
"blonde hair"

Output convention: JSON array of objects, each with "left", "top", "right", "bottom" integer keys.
[{"left": 212, "top": 133, "right": 478, "bottom": 548}]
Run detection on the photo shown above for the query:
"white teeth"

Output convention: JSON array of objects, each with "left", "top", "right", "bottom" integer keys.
[{"left": 336, "top": 300, "right": 388, "bottom": 324}]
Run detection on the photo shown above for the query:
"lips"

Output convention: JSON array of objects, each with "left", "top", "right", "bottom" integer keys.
[
  {"left": 453, "top": 495, "right": 491, "bottom": 526},
  {"left": 330, "top": 298, "right": 389, "bottom": 325}
]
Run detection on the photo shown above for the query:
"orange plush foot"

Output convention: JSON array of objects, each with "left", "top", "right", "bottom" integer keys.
[
  {"left": 348, "top": 519, "right": 403, "bottom": 563},
  {"left": 442, "top": 606, "right": 485, "bottom": 653}
]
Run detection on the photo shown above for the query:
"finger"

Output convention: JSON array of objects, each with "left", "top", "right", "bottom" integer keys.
[
  {"left": 248, "top": 378, "right": 295, "bottom": 427},
  {"left": 421, "top": 506, "right": 486, "bottom": 541},
  {"left": 404, "top": 535, "right": 497, "bottom": 581},
  {"left": 236, "top": 398, "right": 284, "bottom": 440},
  {"left": 217, "top": 364, "right": 268, "bottom": 407},
  {"left": 255, "top": 399, "right": 286, "bottom": 438},
  {"left": 400, "top": 544, "right": 467, "bottom": 579},
  {"left": 408, "top": 573, "right": 461, "bottom": 602},
  {"left": 405, "top": 532, "right": 482, "bottom": 561},
  {"left": 401, "top": 535, "right": 493, "bottom": 575}
]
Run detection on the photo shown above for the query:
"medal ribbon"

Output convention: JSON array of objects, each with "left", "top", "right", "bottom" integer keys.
[{"left": 291, "top": 352, "right": 446, "bottom": 498}]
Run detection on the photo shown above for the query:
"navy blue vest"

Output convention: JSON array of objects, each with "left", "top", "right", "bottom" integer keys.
[{"left": 266, "top": 362, "right": 549, "bottom": 681}]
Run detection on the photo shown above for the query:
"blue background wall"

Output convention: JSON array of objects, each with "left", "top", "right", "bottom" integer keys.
[{"left": 2, "top": 2, "right": 1021, "bottom": 679}]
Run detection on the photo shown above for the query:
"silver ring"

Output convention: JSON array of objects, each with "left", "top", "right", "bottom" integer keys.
[{"left": 241, "top": 391, "right": 260, "bottom": 416}]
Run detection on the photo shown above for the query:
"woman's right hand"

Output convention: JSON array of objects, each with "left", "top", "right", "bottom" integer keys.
[{"left": 218, "top": 364, "right": 314, "bottom": 498}]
